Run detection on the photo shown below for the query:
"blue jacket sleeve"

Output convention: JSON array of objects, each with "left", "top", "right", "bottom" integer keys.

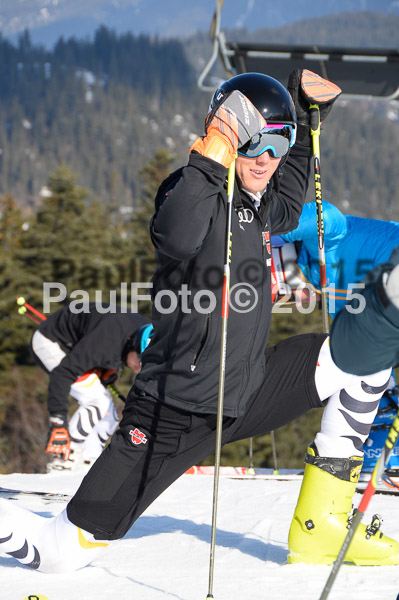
[
  {"left": 281, "top": 201, "right": 347, "bottom": 290},
  {"left": 282, "top": 201, "right": 347, "bottom": 250}
]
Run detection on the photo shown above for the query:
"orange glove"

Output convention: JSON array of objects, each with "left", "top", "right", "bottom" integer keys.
[
  {"left": 191, "top": 89, "right": 266, "bottom": 168},
  {"left": 45, "top": 415, "right": 71, "bottom": 460}
]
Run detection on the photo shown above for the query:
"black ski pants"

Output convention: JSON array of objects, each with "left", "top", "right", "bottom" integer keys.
[{"left": 67, "top": 333, "right": 326, "bottom": 540}]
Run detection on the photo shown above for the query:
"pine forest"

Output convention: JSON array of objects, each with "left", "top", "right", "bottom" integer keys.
[{"left": 0, "top": 11, "right": 398, "bottom": 472}]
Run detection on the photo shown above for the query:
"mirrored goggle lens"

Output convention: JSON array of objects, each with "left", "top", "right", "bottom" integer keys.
[{"left": 238, "top": 124, "right": 296, "bottom": 158}]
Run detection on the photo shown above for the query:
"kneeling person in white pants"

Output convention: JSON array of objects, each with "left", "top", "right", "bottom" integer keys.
[{"left": 30, "top": 303, "right": 153, "bottom": 472}]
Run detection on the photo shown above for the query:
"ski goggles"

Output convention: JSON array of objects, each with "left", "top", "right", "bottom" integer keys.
[{"left": 238, "top": 123, "right": 296, "bottom": 158}]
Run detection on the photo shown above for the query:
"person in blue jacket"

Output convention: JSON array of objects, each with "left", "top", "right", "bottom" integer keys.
[
  {"left": 280, "top": 200, "right": 399, "bottom": 315},
  {"left": 274, "top": 201, "right": 399, "bottom": 478}
]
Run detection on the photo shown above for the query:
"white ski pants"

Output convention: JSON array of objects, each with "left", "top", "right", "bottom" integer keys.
[
  {"left": 32, "top": 330, "right": 119, "bottom": 461},
  {"left": 314, "top": 337, "right": 391, "bottom": 457}
]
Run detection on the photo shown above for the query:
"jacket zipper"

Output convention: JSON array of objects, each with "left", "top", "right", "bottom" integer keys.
[
  {"left": 190, "top": 313, "right": 210, "bottom": 372},
  {"left": 236, "top": 219, "right": 267, "bottom": 414}
]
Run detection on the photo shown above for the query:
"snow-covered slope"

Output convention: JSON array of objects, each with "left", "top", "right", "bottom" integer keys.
[{"left": 1, "top": 470, "right": 399, "bottom": 600}]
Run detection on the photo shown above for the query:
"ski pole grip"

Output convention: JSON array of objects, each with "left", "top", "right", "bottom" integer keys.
[{"left": 309, "top": 104, "right": 320, "bottom": 135}]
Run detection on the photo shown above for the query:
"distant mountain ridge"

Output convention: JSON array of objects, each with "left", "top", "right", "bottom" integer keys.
[
  {"left": 0, "top": 10, "right": 398, "bottom": 222},
  {"left": 1, "top": 0, "right": 399, "bottom": 48}
]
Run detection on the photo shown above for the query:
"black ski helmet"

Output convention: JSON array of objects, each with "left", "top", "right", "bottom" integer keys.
[{"left": 211, "top": 72, "right": 296, "bottom": 128}]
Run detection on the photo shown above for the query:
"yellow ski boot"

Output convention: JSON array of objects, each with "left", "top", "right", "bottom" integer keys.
[{"left": 288, "top": 443, "right": 399, "bottom": 565}]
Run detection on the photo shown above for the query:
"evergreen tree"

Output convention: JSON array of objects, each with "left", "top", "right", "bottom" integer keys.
[
  {"left": 0, "top": 163, "right": 142, "bottom": 473},
  {"left": 0, "top": 194, "right": 34, "bottom": 369}
]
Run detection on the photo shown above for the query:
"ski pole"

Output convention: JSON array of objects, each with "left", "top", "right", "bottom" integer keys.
[
  {"left": 270, "top": 430, "right": 279, "bottom": 475},
  {"left": 206, "top": 158, "right": 236, "bottom": 600},
  {"left": 107, "top": 382, "right": 127, "bottom": 403},
  {"left": 309, "top": 104, "right": 329, "bottom": 334},
  {"left": 16, "top": 296, "right": 46, "bottom": 322},
  {"left": 318, "top": 411, "right": 399, "bottom": 600},
  {"left": 17, "top": 309, "right": 41, "bottom": 324},
  {"left": 247, "top": 437, "right": 255, "bottom": 475},
  {"left": 299, "top": 70, "right": 341, "bottom": 334},
  {"left": 248, "top": 431, "right": 279, "bottom": 475}
]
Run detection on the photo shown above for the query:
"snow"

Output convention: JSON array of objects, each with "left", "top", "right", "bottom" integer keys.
[{"left": 1, "top": 470, "right": 399, "bottom": 600}]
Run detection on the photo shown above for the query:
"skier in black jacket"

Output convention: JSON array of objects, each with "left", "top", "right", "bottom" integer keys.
[
  {"left": 30, "top": 304, "right": 151, "bottom": 471},
  {"left": 2, "top": 71, "right": 399, "bottom": 574}
]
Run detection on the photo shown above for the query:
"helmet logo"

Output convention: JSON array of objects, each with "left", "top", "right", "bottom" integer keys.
[
  {"left": 238, "top": 208, "right": 254, "bottom": 224},
  {"left": 238, "top": 92, "right": 250, "bottom": 126}
]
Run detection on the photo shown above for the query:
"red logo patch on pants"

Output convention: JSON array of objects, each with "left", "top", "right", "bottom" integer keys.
[{"left": 129, "top": 428, "right": 148, "bottom": 445}]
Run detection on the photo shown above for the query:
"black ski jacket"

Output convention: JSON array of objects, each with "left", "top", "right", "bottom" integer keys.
[
  {"left": 134, "top": 145, "right": 311, "bottom": 417},
  {"left": 32, "top": 304, "right": 149, "bottom": 417}
]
